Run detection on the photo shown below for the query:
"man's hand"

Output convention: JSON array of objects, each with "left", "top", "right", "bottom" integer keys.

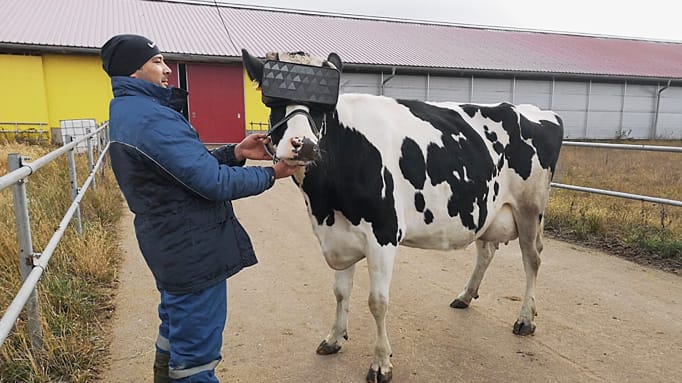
[
  {"left": 272, "top": 160, "right": 303, "bottom": 179},
  {"left": 234, "top": 133, "right": 272, "bottom": 161}
]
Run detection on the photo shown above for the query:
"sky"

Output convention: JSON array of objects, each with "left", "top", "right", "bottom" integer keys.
[{"left": 203, "top": 0, "right": 682, "bottom": 42}]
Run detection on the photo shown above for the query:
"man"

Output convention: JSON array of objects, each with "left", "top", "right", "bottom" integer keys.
[{"left": 101, "top": 34, "right": 301, "bottom": 383}]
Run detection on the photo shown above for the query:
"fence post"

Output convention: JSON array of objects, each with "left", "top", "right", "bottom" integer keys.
[
  {"left": 65, "top": 135, "right": 83, "bottom": 235},
  {"left": 86, "top": 128, "right": 96, "bottom": 191},
  {"left": 8, "top": 154, "right": 44, "bottom": 353},
  {"left": 102, "top": 123, "right": 110, "bottom": 175}
]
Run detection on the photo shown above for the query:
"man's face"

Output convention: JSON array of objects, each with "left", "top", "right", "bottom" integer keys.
[{"left": 131, "top": 54, "right": 171, "bottom": 88}]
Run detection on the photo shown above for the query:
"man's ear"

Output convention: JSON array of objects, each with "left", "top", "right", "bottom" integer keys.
[{"left": 241, "top": 49, "right": 264, "bottom": 87}]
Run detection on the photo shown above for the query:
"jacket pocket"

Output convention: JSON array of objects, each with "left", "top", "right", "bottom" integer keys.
[{"left": 187, "top": 202, "right": 230, "bottom": 247}]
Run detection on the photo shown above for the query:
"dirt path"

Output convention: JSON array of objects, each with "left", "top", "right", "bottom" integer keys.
[{"left": 102, "top": 164, "right": 682, "bottom": 383}]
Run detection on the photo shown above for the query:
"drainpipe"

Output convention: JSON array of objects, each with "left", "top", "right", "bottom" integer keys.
[
  {"left": 381, "top": 67, "right": 396, "bottom": 95},
  {"left": 652, "top": 79, "right": 671, "bottom": 138}
]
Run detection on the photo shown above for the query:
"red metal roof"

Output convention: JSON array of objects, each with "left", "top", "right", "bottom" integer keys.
[{"left": 1, "top": 0, "right": 681, "bottom": 79}]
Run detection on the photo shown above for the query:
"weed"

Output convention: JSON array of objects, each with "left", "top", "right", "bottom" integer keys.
[{"left": 0, "top": 141, "right": 123, "bottom": 382}]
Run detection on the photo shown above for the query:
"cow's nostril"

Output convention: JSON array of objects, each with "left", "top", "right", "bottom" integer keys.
[{"left": 297, "top": 138, "right": 318, "bottom": 160}]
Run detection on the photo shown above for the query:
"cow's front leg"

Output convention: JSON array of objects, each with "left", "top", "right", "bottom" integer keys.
[
  {"left": 451, "top": 240, "right": 496, "bottom": 309},
  {"left": 366, "top": 247, "right": 396, "bottom": 383},
  {"left": 317, "top": 265, "right": 355, "bottom": 355}
]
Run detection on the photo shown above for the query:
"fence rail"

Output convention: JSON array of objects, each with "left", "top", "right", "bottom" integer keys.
[
  {"left": 551, "top": 141, "right": 682, "bottom": 207},
  {"left": 561, "top": 141, "right": 682, "bottom": 153},
  {"left": 0, "top": 122, "right": 110, "bottom": 350}
]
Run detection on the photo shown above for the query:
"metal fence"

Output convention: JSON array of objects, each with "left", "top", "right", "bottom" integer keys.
[
  {"left": 0, "top": 122, "right": 49, "bottom": 143},
  {"left": 552, "top": 141, "right": 682, "bottom": 208},
  {"left": 246, "top": 121, "right": 269, "bottom": 136},
  {"left": 0, "top": 122, "right": 110, "bottom": 351}
]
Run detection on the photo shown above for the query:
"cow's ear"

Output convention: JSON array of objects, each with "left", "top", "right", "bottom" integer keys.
[
  {"left": 241, "top": 49, "right": 264, "bottom": 87},
  {"left": 326, "top": 52, "right": 343, "bottom": 72}
]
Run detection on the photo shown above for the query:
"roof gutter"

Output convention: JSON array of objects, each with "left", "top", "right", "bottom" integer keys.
[
  {"left": 380, "top": 67, "right": 396, "bottom": 95},
  {"left": 0, "top": 43, "right": 100, "bottom": 55},
  {"left": 652, "top": 79, "right": 672, "bottom": 138}
]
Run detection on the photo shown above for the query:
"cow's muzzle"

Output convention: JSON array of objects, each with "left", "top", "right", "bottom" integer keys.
[{"left": 292, "top": 136, "right": 320, "bottom": 162}]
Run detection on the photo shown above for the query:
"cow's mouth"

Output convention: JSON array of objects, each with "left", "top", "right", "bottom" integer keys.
[
  {"left": 265, "top": 136, "right": 320, "bottom": 165},
  {"left": 292, "top": 136, "right": 319, "bottom": 162}
]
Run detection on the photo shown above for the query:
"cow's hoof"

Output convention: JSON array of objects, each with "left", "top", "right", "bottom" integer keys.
[
  {"left": 316, "top": 340, "right": 341, "bottom": 355},
  {"left": 450, "top": 298, "right": 469, "bottom": 309},
  {"left": 367, "top": 367, "right": 393, "bottom": 383},
  {"left": 513, "top": 320, "right": 536, "bottom": 336}
]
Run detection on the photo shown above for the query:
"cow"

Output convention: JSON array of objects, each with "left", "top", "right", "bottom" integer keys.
[{"left": 242, "top": 49, "right": 564, "bottom": 383}]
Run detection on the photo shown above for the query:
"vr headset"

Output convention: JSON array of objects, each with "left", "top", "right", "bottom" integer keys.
[{"left": 260, "top": 60, "right": 340, "bottom": 111}]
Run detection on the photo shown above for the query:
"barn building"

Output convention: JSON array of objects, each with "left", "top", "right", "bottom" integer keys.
[{"left": 1, "top": 0, "right": 681, "bottom": 143}]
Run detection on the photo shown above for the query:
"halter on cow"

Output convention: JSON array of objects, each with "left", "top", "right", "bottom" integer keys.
[{"left": 242, "top": 49, "right": 564, "bottom": 383}]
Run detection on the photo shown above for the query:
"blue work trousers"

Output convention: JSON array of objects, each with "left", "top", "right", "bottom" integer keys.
[{"left": 155, "top": 280, "right": 227, "bottom": 383}]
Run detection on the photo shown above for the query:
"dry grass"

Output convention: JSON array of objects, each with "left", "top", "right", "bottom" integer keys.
[
  {"left": 0, "top": 140, "right": 123, "bottom": 382},
  {"left": 547, "top": 140, "right": 682, "bottom": 273}
]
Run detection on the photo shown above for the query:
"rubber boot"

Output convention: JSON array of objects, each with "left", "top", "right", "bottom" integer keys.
[{"left": 153, "top": 350, "right": 170, "bottom": 383}]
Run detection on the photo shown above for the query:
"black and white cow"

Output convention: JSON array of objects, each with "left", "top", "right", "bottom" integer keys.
[{"left": 243, "top": 49, "right": 564, "bottom": 383}]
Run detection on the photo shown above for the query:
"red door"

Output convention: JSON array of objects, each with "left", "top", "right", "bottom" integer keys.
[{"left": 186, "top": 64, "right": 245, "bottom": 143}]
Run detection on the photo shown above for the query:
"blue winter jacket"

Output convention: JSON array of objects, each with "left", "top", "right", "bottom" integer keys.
[{"left": 108, "top": 77, "right": 275, "bottom": 294}]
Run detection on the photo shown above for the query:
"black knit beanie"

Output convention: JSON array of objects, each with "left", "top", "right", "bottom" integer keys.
[{"left": 100, "top": 34, "right": 161, "bottom": 77}]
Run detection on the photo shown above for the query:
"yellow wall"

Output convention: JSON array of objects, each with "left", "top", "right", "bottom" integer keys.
[
  {"left": 43, "top": 54, "right": 112, "bottom": 130},
  {"left": 0, "top": 54, "right": 49, "bottom": 124},
  {"left": 0, "top": 53, "right": 112, "bottom": 134},
  {"left": 242, "top": 68, "right": 270, "bottom": 133}
]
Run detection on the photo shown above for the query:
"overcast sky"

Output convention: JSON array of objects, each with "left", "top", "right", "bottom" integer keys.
[{"left": 207, "top": 0, "right": 682, "bottom": 42}]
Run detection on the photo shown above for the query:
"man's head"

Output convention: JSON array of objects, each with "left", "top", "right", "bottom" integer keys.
[{"left": 101, "top": 34, "right": 171, "bottom": 87}]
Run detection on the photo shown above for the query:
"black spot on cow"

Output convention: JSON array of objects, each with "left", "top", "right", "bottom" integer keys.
[
  {"left": 397, "top": 100, "right": 497, "bottom": 232},
  {"left": 424, "top": 209, "right": 434, "bottom": 224},
  {"left": 400, "top": 138, "right": 426, "bottom": 190},
  {"left": 526, "top": 117, "right": 564, "bottom": 175},
  {"left": 302, "top": 114, "right": 399, "bottom": 246},
  {"left": 414, "top": 192, "right": 425, "bottom": 212},
  {"left": 484, "top": 126, "right": 505, "bottom": 155},
  {"left": 464, "top": 103, "right": 563, "bottom": 178},
  {"left": 401, "top": 138, "right": 438, "bottom": 223},
  {"left": 484, "top": 126, "right": 496, "bottom": 143},
  {"left": 465, "top": 103, "right": 534, "bottom": 179}
]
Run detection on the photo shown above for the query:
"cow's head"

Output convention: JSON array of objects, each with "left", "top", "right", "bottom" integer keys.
[{"left": 242, "top": 49, "right": 342, "bottom": 165}]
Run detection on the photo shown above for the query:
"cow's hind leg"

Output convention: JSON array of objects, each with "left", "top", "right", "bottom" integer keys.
[
  {"left": 513, "top": 212, "right": 543, "bottom": 336},
  {"left": 451, "top": 240, "right": 496, "bottom": 309},
  {"left": 317, "top": 265, "right": 356, "bottom": 355},
  {"left": 366, "top": 246, "right": 396, "bottom": 383}
]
